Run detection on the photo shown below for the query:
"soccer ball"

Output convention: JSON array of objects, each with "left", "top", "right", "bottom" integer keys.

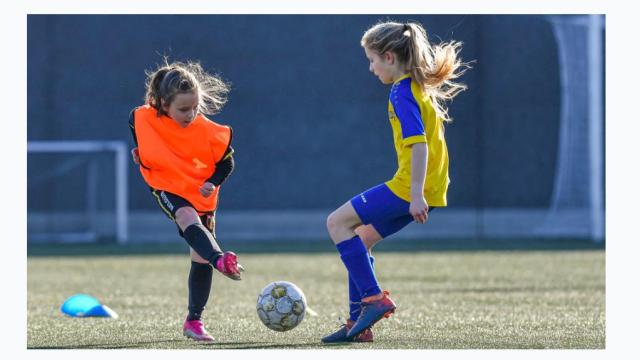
[{"left": 256, "top": 281, "right": 307, "bottom": 332}]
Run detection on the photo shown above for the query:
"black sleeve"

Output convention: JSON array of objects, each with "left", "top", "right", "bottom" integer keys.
[
  {"left": 128, "top": 109, "right": 152, "bottom": 169},
  {"left": 207, "top": 146, "right": 235, "bottom": 186},
  {"left": 128, "top": 109, "right": 138, "bottom": 146}
]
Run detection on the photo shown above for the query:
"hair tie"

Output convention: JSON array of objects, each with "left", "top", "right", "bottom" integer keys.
[{"left": 402, "top": 24, "right": 410, "bottom": 36}]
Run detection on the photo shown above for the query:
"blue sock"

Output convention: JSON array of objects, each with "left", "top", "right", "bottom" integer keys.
[
  {"left": 337, "top": 236, "right": 381, "bottom": 300},
  {"left": 349, "top": 255, "right": 374, "bottom": 321}
]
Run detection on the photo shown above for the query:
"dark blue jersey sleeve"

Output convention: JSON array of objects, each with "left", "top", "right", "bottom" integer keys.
[{"left": 390, "top": 81, "right": 425, "bottom": 140}]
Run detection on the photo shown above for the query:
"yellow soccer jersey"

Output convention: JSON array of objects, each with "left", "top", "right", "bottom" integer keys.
[{"left": 384, "top": 74, "right": 449, "bottom": 206}]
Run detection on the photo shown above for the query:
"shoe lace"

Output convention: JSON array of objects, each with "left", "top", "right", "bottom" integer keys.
[{"left": 334, "top": 316, "right": 350, "bottom": 330}]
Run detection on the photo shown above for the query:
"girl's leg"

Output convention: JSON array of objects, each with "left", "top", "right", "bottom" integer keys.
[
  {"left": 323, "top": 183, "right": 406, "bottom": 342},
  {"left": 327, "top": 202, "right": 382, "bottom": 300},
  {"left": 348, "top": 225, "right": 382, "bottom": 321},
  {"left": 151, "top": 190, "right": 224, "bottom": 341},
  {"left": 173, "top": 208, "right": 217, "bottom": 341},
  {"left": 175, "top": 206, "right": 224, "bottom": 264},
  {"left": 325, "top": 185, "right": 411, "bottom": 341},
  {"left": 347, "top": 214, "right": 418, "bottom": 338},
  {"left": 175, "top": 206, "right": 243, "bottom": 280},
  {"left": 326, "top": 201, "right": 362, "bottom": 244},
  {"left": 186, "top": 212, "right": 217, "bottom": 322},
  {"left": 356, "top": 224, "right": 384, "bottom": 250},
  {"left": 187, "top": 257, "right": 213, "bottom": 321}
]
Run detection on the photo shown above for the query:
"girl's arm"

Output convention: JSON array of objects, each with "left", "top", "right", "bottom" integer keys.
[
  {"left": 409, "top": 142, "right": 429, "bottom": 223},
  {"left": 200, "top": 147, "right": 235, "bottom": 197},
  {"left": 207, "top": 147, "right": 235, "bottom": 186},
  {"left": 128, "top": 109, "right": 145, "bottom": 167}
]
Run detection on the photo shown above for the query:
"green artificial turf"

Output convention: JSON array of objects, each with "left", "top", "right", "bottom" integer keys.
[{"left": 27, "top": 250, "right": 605, "bottom": 349}]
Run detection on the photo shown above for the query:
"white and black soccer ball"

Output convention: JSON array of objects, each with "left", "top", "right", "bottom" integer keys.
[{"left": 256, "top": 281, "right": 307, "bottom": 332}]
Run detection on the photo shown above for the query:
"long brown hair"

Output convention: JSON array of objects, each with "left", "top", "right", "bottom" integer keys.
[{"left": 145, "top": 58, "right": 230, "bottom": 116}]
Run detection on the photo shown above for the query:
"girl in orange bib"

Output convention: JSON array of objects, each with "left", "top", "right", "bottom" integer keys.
[{"left": 129, "top": 60, "right": 243, "bottom": 342}]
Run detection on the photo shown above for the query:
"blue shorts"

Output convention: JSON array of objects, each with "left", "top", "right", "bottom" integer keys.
[{"left": 350, "top": 184, "right": 435, "bottom": 238}]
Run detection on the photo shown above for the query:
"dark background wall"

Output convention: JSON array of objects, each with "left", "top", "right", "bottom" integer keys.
[{"left": 27, "top": 15, "right": 561, "bottom": 212}]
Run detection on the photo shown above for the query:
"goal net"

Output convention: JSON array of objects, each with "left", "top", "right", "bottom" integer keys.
[{"left": 27, "top": 141, "right": 129, "bottom": 244}]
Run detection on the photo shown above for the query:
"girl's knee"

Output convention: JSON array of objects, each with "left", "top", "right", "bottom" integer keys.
[
  {"left": 175, "top": 206, "right": 199, "bottom": 231},
  {"left": 326, "top": 211, "right": 342, "bottom": 235}
]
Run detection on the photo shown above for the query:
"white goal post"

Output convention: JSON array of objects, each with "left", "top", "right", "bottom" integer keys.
[
  {"left": 543, "top": 15, "right": 604, "bottom": 242},
  {"left": 27, "top": 140, "right": 129, "bottom": 244}
]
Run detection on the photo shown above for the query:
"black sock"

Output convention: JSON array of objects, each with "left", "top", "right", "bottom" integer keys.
[
  {"left": 183, "top": 223, "right": 224, "bottom": 266},
  {"left": 187, "top": 261, "right": 213, "bottom": 321}
]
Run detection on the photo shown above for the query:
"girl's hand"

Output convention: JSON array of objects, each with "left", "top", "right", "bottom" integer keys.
[
  {"left": 131, "top": 147, "right": 140, "bottom": 165},
  {"left": 200, "top": 182, "right": 216, "bottom": 198},
  {"left": 410, "top": 196, "right": 429, "bottom": 224}
]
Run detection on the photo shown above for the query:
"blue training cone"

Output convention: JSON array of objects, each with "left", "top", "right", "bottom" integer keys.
[{"left": 60, "top": 294, "right": 118, "bottom": 319}]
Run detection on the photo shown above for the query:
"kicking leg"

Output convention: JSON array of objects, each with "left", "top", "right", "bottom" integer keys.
[
  {"left": 175, "top": 207, "right": 243, "bottom": 280},
  {"left": 175, "top": 207, "right": 223, "bottom": 263}
]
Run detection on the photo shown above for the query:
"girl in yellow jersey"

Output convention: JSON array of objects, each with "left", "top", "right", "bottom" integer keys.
[
  {"left": 128, "top": 60, "right": 243, "bottom": 342},
  {"left": 322, "top": 21, "right": 470, "bottom": 343}
]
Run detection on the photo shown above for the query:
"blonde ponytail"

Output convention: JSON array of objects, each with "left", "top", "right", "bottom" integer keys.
[{"left": 362, "top": 21, "right": 471, "bottom": 122}]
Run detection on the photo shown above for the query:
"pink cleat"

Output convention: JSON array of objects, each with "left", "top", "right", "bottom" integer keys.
[
  {"left": 183, "top": 319, "right": 215, "bottom": 342},
  {"left": 215, "top": 251, "right": 244, "bottom": 280}
]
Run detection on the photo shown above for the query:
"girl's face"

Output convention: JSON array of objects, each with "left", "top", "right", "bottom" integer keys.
[
  {"left": 364, "top": 47, "right": 402, "bottom": 84},
  {"left": 163, "top": 91, "right": 199, "bottom": 128}
]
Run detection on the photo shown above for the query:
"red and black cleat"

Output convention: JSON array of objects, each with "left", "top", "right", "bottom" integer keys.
[
  {"left": 346, "top": 290, "right": 395, "bottom": 339},
  {"left": 321, "top": 319, "right": 374, "bottom": 343}
]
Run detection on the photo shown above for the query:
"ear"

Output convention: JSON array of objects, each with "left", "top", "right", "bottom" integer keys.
[
  {"left": 383, "top": 51, "right": 395, "bottom": 64},
  {"left": 159, "top": 98, "right": 169, "bottom": 112}
]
